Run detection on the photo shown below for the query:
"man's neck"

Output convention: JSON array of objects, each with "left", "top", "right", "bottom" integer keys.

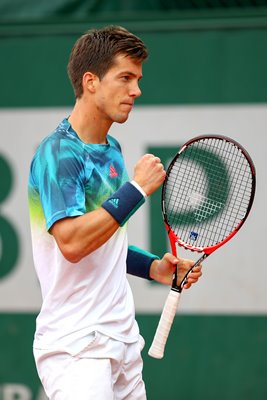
[{"left": 68, "top": 98, "right": 112, "bottom": 144}]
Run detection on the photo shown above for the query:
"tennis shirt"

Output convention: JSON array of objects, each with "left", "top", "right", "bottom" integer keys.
[{"left": 28, "top": 118, "right": 157, "bottom": 355}]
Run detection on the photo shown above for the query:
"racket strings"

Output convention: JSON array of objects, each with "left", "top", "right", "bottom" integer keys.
[
  {"left": 223, "top": 147, "right": 252, "bottom": 220},
  {"left": 164, "top": 137, "right": 254, "bottom": 249}
]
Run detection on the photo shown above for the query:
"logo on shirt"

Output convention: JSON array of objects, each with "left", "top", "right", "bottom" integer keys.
[
  {"left": 109, "top": 164, "right": 118, "bottom": 178},
  {"left": 108, "top": 198, "right": 119, "bottom": 208}
]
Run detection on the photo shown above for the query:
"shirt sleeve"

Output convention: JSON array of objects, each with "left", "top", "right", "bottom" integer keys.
[
  {"left": 31, "top": 137, "right": 86, "bottom": 230},
  {"left": 126, "top": 245, "right": 159, "bottom": 280}
]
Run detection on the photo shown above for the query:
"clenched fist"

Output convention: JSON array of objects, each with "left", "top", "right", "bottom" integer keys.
[{"left": 133, "top": 154, "right": 166, "bottom": 196}]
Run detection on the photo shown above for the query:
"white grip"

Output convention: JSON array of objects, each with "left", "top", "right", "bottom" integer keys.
[{"left": 148, "top": 289, "right": 181, "bottom": 359}]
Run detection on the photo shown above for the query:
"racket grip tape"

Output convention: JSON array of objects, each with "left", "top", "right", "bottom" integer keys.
[{"left": 148, "top": 290, "right": 181, "bottom": 359}]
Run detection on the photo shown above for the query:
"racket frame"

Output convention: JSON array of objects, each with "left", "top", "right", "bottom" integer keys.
[{"left": 163, "top": 134, "right": 256, "bottom": 291}]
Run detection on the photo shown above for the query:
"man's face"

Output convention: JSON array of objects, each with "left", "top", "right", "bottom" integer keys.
[{"left": 93, "top": 54, "right": 143, "bottom": 124}]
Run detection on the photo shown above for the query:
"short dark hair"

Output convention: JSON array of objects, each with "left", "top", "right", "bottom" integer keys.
[{"left": 67, "top": 25, "right": 148, "bottom": 98}]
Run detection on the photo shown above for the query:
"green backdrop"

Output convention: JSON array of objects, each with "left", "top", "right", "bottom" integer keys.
[{"left": 0, "top": 8, "right": 267, "bottom": 400}]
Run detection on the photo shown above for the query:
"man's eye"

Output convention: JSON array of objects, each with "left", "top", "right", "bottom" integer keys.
[{"left": 122, "top": 76, "right": 130, "bottom": 81}]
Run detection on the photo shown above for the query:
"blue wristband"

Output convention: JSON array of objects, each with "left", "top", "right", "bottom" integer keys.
[
  {"left": 127, "top": 245, "right": 159, "bottom": 280},
  {"left": 102, "top": 182, "right": 145, "bottom": 226}
]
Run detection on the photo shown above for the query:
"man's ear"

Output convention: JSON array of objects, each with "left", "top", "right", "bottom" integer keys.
[{"left": 82, "top": 72, "right": 98, "bottom": 93}]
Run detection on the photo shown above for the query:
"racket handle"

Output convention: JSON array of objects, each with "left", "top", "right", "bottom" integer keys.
[{"left": 148, "top": 289, "right": 181, "bottom": 359}]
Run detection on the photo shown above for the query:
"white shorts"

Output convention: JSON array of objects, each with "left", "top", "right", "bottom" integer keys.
[{"left": 34, "top": 333, "right": 146, "bottom": 400}]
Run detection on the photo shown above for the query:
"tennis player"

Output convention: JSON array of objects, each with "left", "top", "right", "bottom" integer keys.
[{"left": 28, "top": 26, "right": 202, "bottom": 400}]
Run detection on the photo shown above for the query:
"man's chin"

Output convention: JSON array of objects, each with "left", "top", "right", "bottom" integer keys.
[{"left": 115, "top": 114, "right": 129, "bottom": 124}]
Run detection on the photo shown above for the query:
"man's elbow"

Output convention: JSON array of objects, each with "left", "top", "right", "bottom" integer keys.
[
  {"left": 57, "top": 241, "right": 83, "bottom": 264},
  {"left": 51, "top": 221, "right": 83, "bottom": 263}
]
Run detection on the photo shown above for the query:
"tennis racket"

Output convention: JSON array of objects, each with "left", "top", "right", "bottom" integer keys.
[{"left": 148, "top": 134, "right": 256, "bottom": 359}]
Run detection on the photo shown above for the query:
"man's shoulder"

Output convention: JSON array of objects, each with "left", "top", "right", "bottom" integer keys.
[
  {"left": 107, "top": 134, "right": 122, "bottom": 152},
  {"left": 36, "top": 119, "right": 79, "bottom": 155}
]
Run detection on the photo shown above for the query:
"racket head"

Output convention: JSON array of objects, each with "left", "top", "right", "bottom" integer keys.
[{"left": 162, "top": 134, "right": 256, "bottom": 256}]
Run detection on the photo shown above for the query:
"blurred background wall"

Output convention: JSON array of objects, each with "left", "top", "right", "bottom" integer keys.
[{"left": 0, "top": 1, "right": 267, "bottom": 399}]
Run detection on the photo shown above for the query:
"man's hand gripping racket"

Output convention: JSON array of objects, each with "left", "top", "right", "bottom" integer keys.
[{"left": 148, "top": 135, "right": 256, "bottom": 359}]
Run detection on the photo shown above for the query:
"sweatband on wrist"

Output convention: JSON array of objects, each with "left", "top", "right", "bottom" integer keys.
[
  {"left": 130, "top": 180, "right": 147, "bottom": 198},
  {"left": 127, "top": 245, "right": 160, "bottom": 280},
  {"left": 102, "top": 181, "right": 145, "bottom": 226}
]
